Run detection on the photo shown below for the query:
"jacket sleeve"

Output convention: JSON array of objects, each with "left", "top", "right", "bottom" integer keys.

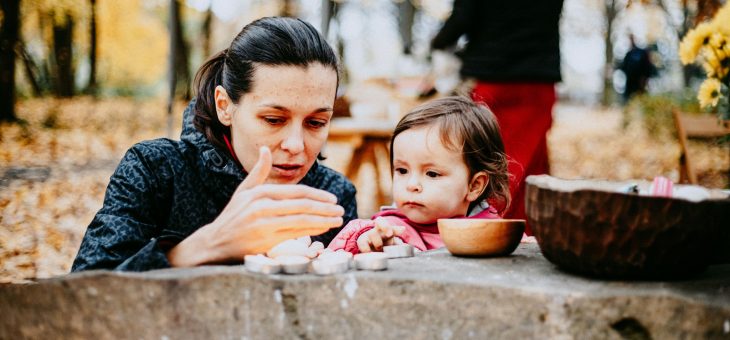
[
  {"left": 431, "top": 0, "right": 479, "bottom": 50},
  {"left": 311, "top": 180, "right": 358, "bottom": 247},
  {"left": 71, "top": 145, "right": 173, "bottom": 272}
]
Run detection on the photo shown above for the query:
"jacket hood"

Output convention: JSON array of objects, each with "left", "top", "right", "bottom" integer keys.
[{"left": 180, "top": 99, "right": 205, "bottom": 144}]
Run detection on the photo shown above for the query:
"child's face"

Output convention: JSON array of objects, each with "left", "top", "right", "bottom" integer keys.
[{"left": 391, "top": 125, "right": 476, "bottom": 224}]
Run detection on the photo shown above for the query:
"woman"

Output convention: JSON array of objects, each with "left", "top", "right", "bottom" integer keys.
[{"left": 72, "top": 17, "right": 357, "bottom": 271}]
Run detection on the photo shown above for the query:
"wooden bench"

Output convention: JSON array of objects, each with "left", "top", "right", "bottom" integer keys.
[
  {"left": 328, "top": 118, "right": 396, "bottom": 209},
  {"left": 672, "top": 108, "right": 730, "bottom": 184}
]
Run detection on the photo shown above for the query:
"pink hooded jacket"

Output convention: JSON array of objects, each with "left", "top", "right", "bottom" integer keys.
[{"left": 327, "top": 206, "right": 500, "bottom": 254}]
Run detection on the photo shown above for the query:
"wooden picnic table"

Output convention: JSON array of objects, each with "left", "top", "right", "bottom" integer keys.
[{"left": 328, "top": 118, "right": 396, "bottom": 209}]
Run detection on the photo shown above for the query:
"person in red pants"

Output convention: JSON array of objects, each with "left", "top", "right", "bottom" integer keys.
[{"left": 431, "top": 0, "right": 563, "bottom": 235}]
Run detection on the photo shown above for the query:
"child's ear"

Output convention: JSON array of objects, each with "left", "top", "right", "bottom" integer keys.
[
  {"left": 215, "top": 85, "right": 234, "bottom": 126},
  {"left": 466, "top": 171, "right": 489, "bottom": 202}
]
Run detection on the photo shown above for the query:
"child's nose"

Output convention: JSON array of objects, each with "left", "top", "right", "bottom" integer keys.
[{"left": 406, "top": 175, "right": 422, "bottom": 192}]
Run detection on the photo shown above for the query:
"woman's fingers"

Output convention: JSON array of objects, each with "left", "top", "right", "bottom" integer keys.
[
  {"left": 251, "top": 184, "right": 338, "bottom": 203},
  {"left": 236, "top": 146, "right": 272, "bottom": 192},
  {"left": 266, "top": 214, "right": 343, "bottom": 233},
  {"left": 250, "top": 198, "right": 344, "bottom": 218}
]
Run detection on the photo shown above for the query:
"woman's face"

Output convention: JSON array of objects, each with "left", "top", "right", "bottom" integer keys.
[{"left": 217, "top": 63, "right": 337, "bottom": 184}]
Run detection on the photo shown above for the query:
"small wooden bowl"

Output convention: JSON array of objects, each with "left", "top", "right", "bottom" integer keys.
[{"left": 437, "top": 219, "right": 525, "bottom": 257}]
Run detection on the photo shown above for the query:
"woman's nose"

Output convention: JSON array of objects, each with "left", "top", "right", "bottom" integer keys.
[{"left": 281, "top": 126, "right": 305, "bottom": 154}]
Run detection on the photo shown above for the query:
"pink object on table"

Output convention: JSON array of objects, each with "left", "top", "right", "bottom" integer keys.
[{"left": 650, "top": 176, "right": 673, "bottom": 197}]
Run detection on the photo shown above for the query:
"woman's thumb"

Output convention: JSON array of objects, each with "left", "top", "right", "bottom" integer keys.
[{"left": 237, "top": 146, "right": 272, "bottom": 191}]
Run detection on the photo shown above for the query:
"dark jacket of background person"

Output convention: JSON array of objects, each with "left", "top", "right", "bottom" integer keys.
[
  {"left": 431, "top": 0, "right": 563, "bottom": 235},
  {"left": 620, "top": 42, "right": 657, "bottom": 102},
  {"left": 71, "top": 101, "right": 357, "bottom": 272},
  {"left": 431, "top": 0, "right": 563, "bottom": 83}
]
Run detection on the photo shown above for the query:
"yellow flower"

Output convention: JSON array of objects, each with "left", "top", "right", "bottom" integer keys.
[
  {"left": 697, "top": 78, "right": 722, "bottom": 108},
  {"left": 709, "top": 33, "right": 727, "bottom": 51},
  {"left": 680, "top": 22, "right": 714, "bottom": 64},
  {"left": 704, "top": 48, "right": 730, "bottom": 79}
]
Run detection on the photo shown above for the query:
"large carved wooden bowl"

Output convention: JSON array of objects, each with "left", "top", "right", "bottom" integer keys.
[{"left": 525, "top": 175, "right": 730, "bottom": 279}]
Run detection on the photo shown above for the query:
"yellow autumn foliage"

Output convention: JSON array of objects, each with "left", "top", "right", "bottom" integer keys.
[{"left": 98, "top": 0, "right": 168, "bottom": 89}]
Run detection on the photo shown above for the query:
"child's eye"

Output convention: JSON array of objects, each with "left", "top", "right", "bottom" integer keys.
[
  {"left": 426, "top": 171, "right": 440, "bottom": 178},
  {"left": 306, "top": 119, "right": 328, "bottom": 129},
  {"left": 395, "top": 168, "right": 408, "bottom": 175}
]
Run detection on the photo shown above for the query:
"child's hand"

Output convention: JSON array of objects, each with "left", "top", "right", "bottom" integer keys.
[{"left": 356, "top": 217, "right": 406, "bottom": 253}]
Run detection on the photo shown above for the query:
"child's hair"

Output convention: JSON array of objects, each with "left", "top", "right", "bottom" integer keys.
[{"left": 389, "top": 96, "right": 511, "bottom": 213}]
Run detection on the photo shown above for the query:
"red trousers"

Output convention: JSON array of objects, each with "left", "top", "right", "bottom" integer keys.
[{"left": 471, "top": 82, "right": 555, "bottom": 235}]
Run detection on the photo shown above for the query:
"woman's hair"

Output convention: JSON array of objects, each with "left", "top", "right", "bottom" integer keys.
[
  {"left": 390, "top": 96, "right": 511, "bottom": 213},
  {"left": 193, "top": 17, "right": 339, "bottom": 149}
]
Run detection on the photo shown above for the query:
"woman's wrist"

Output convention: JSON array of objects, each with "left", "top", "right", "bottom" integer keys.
[{"left": 166, "top": 223, "right": 223, "bottom": 267}]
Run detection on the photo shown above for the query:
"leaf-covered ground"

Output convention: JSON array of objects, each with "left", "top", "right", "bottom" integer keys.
[{"left": 1, "top": 97, "right": 728, "bottom": 282}]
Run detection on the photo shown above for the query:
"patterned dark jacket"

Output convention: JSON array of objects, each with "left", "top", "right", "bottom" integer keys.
[{"left": 71, "top": 101, "right": 357, "bottom": 272}]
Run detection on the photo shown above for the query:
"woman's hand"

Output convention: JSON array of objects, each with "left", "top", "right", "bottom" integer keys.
[
  {"left": 356, "top": 217, "right": 405, "bottom": 253},
  {"left": 167, "top": 146, "right": 344, "bottom": 266}
]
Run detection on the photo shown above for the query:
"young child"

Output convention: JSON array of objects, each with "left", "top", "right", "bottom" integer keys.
[{"left": 327, "top": 96, "right": 511, "bottom": 254}]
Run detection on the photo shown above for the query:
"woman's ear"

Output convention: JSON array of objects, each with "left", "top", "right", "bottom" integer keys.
[
  {"left": 214, "top": 85, "right": 233, "bottom": 126},
  {"left": 466, "top": 171, "right": 489, "bottom": 202}
]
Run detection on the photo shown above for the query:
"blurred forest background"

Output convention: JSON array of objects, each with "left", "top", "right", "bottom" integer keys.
[{"left": 1, "top": 0, "right": 728, "bottom": 282}]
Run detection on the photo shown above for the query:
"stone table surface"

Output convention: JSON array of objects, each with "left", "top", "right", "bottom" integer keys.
[{"left": 2, "top": 243, "right": 729, "bottom": 339}]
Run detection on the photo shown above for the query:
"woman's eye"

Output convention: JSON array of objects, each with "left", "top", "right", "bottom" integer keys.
[
  {"left": 263, "top": 117, "right": 285, "bottom": 125},
  {"left": 307, "top": 119, "right": 328, "bottom": 128},
  {"left": 426, "top": 171, "right": 440, "bottom": 178},
  {"left": 395, "top": 168, "right": 408, "bottom": 175}
]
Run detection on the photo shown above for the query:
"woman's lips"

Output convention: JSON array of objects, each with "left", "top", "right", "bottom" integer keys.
[{"left": 272, "top": 164, "right": 303, "bottom": 178}]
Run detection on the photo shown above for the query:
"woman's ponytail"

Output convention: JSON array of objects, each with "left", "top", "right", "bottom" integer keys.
[{"left": 193, "top": 49, "right": 228, "bottom": 149}]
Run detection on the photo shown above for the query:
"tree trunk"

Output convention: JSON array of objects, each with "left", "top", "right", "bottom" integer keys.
[
  {"left": 201, "top": 3, "right": 213, "bottom": 59},
  {"left": 18, "top": 41, "right": 42, "bottom": 96},
  {"left": 172, "top": 0, "right": 190, "bottom": 100},
  {"left": 85, "top": 0, "right": 98, "bottom": 95},
  {"left": 282, "top": 0, "right": 295, "bottom": 17},
  {"left": 397, "top": 0, "right": 416, "bottom": 55},
  {"left": 602, "top": 0, "right": 617, "bottom": 107},
  {"left": 167, "top": 0, "right": 178, "bottom": 138},
  {"left": 321, "top": 0, "right": 335, "bottom": 38},
  {"left": 52, "top": 13, "right": 74, "bottom": 97},
  {"left": 0, "top": 0, "right": 20, "bottom": 122}
]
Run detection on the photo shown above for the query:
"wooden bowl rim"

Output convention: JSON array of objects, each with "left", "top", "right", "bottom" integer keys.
[{"left": 526, "top": 175, "right": 730, "bottom": 203}]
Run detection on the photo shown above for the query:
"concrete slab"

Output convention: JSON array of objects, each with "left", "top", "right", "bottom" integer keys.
[{"left": 2, "top": 244, "right": 729, "bottom": 339}]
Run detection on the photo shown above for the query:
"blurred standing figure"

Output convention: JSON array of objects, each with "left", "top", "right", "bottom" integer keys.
[
  {"left": 620, "top": 35, "right": 657, "bottom": 103},
  {"left": 431, "top": 0, "right": 563, "bottom": 235}
]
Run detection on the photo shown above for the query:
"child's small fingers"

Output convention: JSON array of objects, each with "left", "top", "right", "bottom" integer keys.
[
  {"left": 392, "top": 225, "right": 406, "bottom": 236},
  {"left": 357, "top": 236, "right": 372, "bottom": 253},
  {"left": 384, "top": 237, "right": 397, "bottom": 246},
  {"left": 368, "top": 231, "right": 383, "bottom": 251},
  {"left": 374, "top": 216, "right": 389, "bottom": 227}
]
